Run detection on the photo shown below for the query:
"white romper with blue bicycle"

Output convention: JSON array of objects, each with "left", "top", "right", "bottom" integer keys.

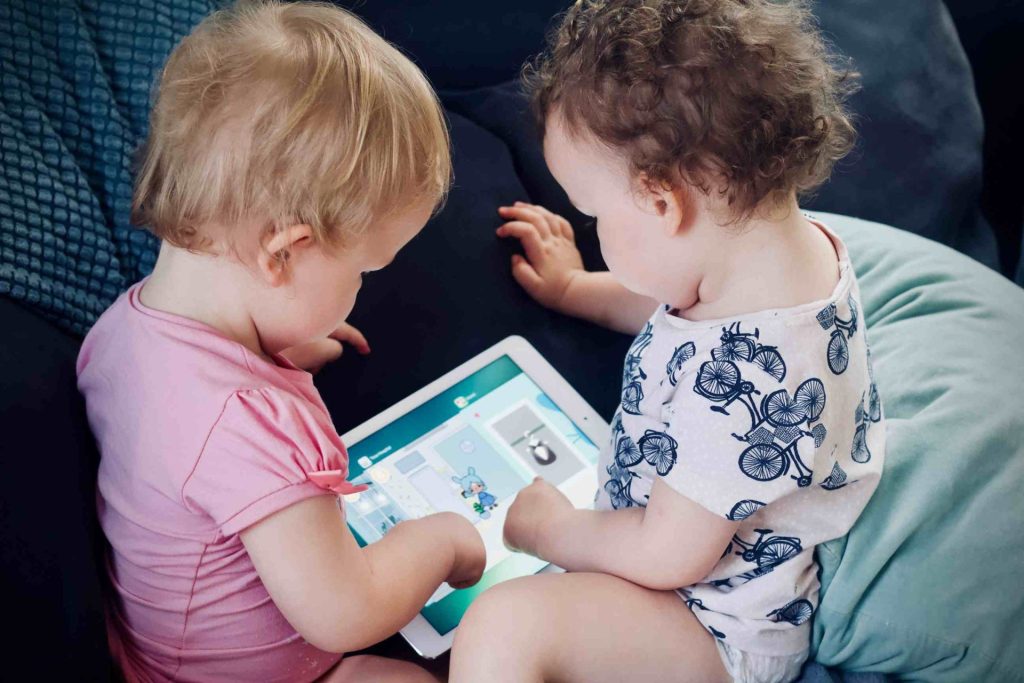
[{"left": 592, "top": 227, "right": 885, "bottom": 656}]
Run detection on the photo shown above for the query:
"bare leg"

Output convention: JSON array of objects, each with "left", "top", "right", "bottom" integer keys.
[
  {"left": 450, "top": 572, "right": 729, "bottom": 683},
  {"left": 317, "top": 654, "right": 439, "bottom": 683}
]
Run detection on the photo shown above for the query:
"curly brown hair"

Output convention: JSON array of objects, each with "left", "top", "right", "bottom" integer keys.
[{"left": 524, "top": 0, "right": 859, "bottom": 221}]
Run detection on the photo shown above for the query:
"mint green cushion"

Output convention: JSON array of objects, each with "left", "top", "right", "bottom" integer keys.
[{"left": 812, "top": 213, "right": 1024, "bottom": 681}]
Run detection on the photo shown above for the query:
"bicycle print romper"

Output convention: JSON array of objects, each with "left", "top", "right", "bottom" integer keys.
[{"left": 594, "top": 220, "right": 885, "bottom": 657}]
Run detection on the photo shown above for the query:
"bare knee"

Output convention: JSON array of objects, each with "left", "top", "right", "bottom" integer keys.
[
  {"left": 319, "top": 654, "right": 438, "bottom": 683},
  {"left": 451, "top": 578, "right": 556, "bottom": 683},
  {"left": 458, "top": 579, "right": 547, "bottom": 644}
]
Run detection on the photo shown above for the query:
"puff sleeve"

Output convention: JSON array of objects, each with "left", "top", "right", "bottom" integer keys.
[{"left": 182, "top": 388, "right": 365, "bottom": 536}]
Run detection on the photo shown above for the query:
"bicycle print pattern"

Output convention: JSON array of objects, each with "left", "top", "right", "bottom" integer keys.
[
  {"left": 665, "top": 341, "right": 696, "bottom": 387},
  {"left": 715, "top": 527, "right": 805, "bottom": 588},
  {"left": 816, "top": 293, "right": 859, "bottom": 374},
  {"left": 621, "top": 322, "right": 654, "bottom": 415},
  {"left": 727, "top": 499, "right": 766, "bottom": 521},
  {"left": 711, "top": 322, "right": 787, "bottom": 381},
  {"left": 693, "top": 323, "right": 828, "bottom": 488},
  {"left": 605, "top": 417, "right": 683, "bottom": 507},
  {"left": 851, "top": 383, "right": 882, "bottom": 464},
  {"left": 604, "top": 412, "right": 647, "bottom": 509},
  {"left": 592, "top": 278, "right": 882, "bottom": 650},
  {"left": 605, "top": 322, "right": 695, "bottom": 508},
  {"left": 820, "top": 461, "right": 848, "bottom": 491},
  {"left": 767, "top": 599, "right": 814, "bottom": 626}
]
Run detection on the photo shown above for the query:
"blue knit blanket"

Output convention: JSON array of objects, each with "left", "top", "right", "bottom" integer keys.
[{"left": 0, "top": 0, "right": 219, "bottom": 335}]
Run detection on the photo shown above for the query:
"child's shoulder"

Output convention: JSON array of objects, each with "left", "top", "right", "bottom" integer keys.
[
  {"left": 652, "top": 220, "right": 858, "bottom": 340},
  {"left": 78, "top": 279, "right": 325, "bottom": 449},
  {"left": 634, "top": 238, "right": 869, "bottom": 419},
  {"left": 81, "top": 285, "right": 340, "bottom": 529},
  {"left": 81, "top": 279, "right": 303, "bottom": 388}
]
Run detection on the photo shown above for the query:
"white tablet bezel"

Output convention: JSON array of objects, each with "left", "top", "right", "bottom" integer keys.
[{"left": 339, "top": 335, "right": 609, "bottom": 658}]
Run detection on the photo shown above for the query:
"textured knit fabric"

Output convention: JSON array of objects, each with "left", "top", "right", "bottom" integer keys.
[{"left": 0, "top": 0, "right": 221, "bottom": 335}]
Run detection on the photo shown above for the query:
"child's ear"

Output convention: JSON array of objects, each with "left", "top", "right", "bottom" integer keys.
[
  {"left": 257, "top": 224, "right": 314, "bottom": 287},
  {"left": 640, "top": 174, "right": 691, "bottom": 237}
]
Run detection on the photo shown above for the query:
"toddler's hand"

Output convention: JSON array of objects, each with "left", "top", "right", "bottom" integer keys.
[
  {"left": 440, "top": 512, "right": 487, "bottom": 590},
  {"left": 503, "top": 477, "right": 574, "bottom": 558},
  {"left": 497, "top": 202, "right": 585, "bottom": 313},
  {"left": 279, "top": 322, "right": 370, "bottom": 373}
]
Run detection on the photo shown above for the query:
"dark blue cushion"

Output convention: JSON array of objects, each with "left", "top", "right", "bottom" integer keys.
[
  {"left": 809, "top": 1, "right": 996, "bottom": 267},
  {"left": 331, "top": 0, "right": 568, "bottom": 89},
  {"left": 1018, "top": 232, "right": 1024, "bottom": 286},
  {"left": 0, "top": 0, "right": 219, "bottom": 336},
  {"left": 0, "top": 296, "right": 111, "bottom": 681}
]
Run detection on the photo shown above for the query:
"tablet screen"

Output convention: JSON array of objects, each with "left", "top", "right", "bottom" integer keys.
[{"left": 342, "top": 354, "right": 601, "bottom": 635}]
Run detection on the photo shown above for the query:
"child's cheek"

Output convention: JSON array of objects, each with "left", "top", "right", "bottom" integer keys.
[
  {"left": 599, "top": 224, "right": 642, "bottom": 285},
  {"left": 331, "top": 284, "right": 359, "bottom": 326}
]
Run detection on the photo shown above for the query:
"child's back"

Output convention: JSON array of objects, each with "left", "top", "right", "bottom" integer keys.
[
  {"left": 80, "top": 283, "right": 352, "bottom": 681},
  {"left": 77, "top": 2, "right": 482, "bottom": 681}
]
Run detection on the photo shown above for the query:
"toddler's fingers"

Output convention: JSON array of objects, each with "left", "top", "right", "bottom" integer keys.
[
  {"left": 498, "top": 205, "right": 553, "bottom": 237},
  {"left": 316, "top": 338, "right": 345, "bottom": 364},
  {"left": 530, "top": 204, "right": 573, "bottom": 239},
  {"left": 557, "top": 215, "right": 574, "bottom": 239},
  {"left": 511, "top": 254, "right": 545, "bottom": 297},
  {"left": 497, "top": 221, "right": 545, "bottom": 263},
  {"left": 331, "top": 323, "right": 370, "bottom": 354},
  {"left": 281, "top": 338, "right": 343, "bottom": 373},
  {"left": 331, "top": 337, "right": 345, "bottom": 355}
]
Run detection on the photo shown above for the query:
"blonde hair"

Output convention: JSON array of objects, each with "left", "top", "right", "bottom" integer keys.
[{"left": 132, "top": 0, "right": 451, "bottom": 251}]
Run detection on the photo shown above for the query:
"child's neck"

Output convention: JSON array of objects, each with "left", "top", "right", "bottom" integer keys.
[
  {"left": 675, "top": 199, "right": 839, "bottom": 322},
  {"left": 139, "top": 242, "right": 275, "bottom": 362}
]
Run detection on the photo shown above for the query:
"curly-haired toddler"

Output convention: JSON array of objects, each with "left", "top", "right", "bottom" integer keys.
[{"left": 450, "top": 2, "right": 884, "bottom": 682}]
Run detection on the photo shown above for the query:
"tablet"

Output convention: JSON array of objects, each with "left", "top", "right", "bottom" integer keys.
[{"left": 338, "top": 336, "right": 608, "bottom": 658}]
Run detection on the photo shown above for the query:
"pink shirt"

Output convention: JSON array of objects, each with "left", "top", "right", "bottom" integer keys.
[{"left": 77, "top": 280, "right": 364, "bottom": 683}]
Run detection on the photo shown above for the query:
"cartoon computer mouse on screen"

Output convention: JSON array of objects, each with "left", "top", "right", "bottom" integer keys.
[{"left": 525, "top": 431, "right": 557, "bottom": 466}]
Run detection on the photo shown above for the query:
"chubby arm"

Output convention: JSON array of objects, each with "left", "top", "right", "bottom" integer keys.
[
  {"left": 505, "top": 478, "right": 737, "bottom": 590},
  {"left": 497, "top": 202, "right": 658, "bottom": 335},
  {"left": 560, "top": 271, "right": 660, "bottom": 336},
  {"left": 242, "top": 498, "right": 484, "bottom": 653}
]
